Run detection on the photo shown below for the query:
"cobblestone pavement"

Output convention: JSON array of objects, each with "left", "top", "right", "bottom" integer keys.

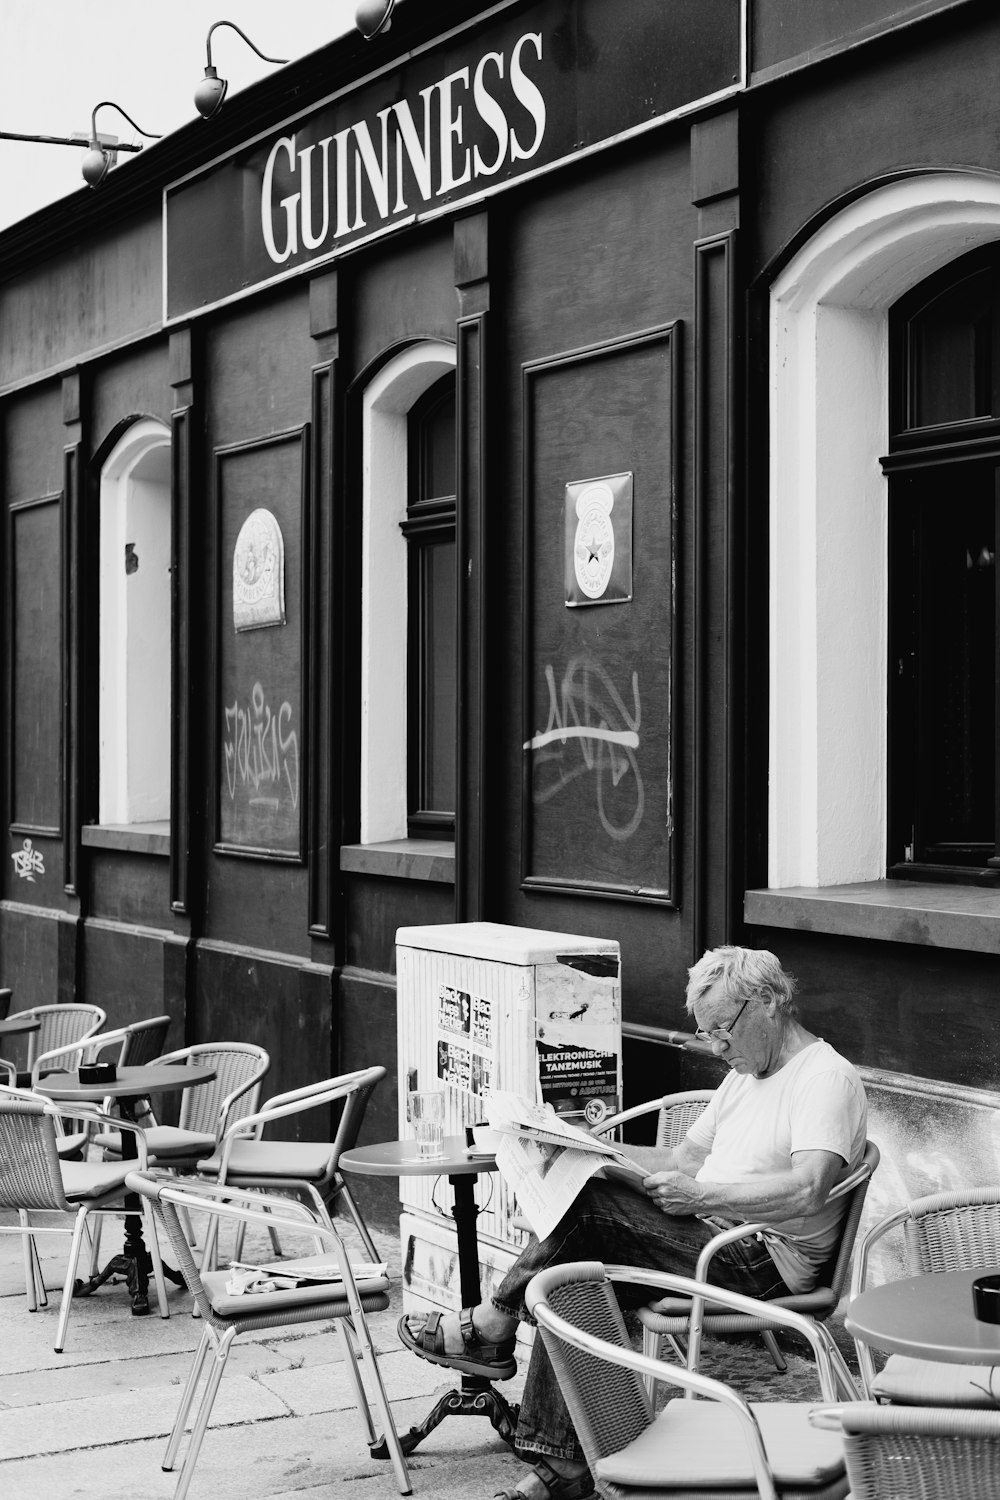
[{"left": 0, "top": 1204, "right": 862, "bottom": 1498}]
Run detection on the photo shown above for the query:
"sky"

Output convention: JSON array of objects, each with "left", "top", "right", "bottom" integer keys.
[{"left": 0, "top": 3, "right": 363, "bottom": 232}]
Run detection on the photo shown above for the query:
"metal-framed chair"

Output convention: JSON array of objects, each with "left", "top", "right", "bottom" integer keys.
[
  {"left": 527, "top": 1260, "right": 854, "bottom": 1500},
  {"left": 25, "top": 1015, "right": 173, "bottom": 1159},
  {"left": 94, "top": 1041, "right": 269, "bottom": 1164},
  {"left": 594, "top": 1090, "right": 715, "bottom": 1149},
  {"left": 638, "top": 1139, "right": 878, "bottom": 1395},
  {"left": 126, "top": 1170, "right": 412, "bottom": 1500},
  {"left": 194, "top": 1065, "right": 387, "bottom": 1271},
  {"left": 850, "top": 1186, "right": 1000, "bottom": 1405},
  {"left": 811, "top": 1402, "right": 1000, "bottom": 1498},
  {"left": 5, "top": 1003, "right": 107, "bottom": 1086},
  {"left": 0, "top": 1090, "right": 168, "bottom": 1351}
]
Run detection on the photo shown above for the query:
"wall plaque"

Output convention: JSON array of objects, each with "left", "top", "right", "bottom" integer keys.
[
  {"left": 565, "top": 472, "right": 633, "bottom": 606},
  {"left": 233, "top": 507, "right": 285, "bottom": 631}
]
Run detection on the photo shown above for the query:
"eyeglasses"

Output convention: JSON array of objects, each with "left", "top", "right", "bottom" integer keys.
[{"left": 695, "top": 994, "right": 752, "bottom": 1047}]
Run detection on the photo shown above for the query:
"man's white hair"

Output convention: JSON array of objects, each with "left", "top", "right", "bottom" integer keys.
[{"left": 684, "top": 946, "right": 798, "bottom": 1018}]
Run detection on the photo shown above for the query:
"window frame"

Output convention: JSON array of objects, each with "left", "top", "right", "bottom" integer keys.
[
  {"left": 401, "top": 376, "right": 457, "bottom": 838},
  {"left": 884, "top": 244, "right": 1000, "bottom": 883}
]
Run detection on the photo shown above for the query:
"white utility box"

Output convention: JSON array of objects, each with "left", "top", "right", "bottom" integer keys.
[{"left": 395, "top": 921, "right": 622, "bottom": 1315}]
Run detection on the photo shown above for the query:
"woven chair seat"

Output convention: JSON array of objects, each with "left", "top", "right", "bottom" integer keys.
[
  {"left": 871, "top": 1354, "right": 1000, "bottom": 1407},
  {"left": 596, "top": 1400, "right": 847, "bottom": 1492},
  {"left": 197, "top": 1140, "right": 333, "bottom": 1179}
]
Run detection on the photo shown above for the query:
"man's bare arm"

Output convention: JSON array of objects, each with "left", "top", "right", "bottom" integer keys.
[
  {"left": 641, "top": 1147, "right": 844, "bottom": 1223},
  {"left": 615, "top": 1135, "right": 711, "bottom": 1178}
]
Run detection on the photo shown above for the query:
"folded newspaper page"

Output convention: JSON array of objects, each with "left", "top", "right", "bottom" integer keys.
[{"left": 484, "top": 1091, "right": 646, "bottom": 1241}]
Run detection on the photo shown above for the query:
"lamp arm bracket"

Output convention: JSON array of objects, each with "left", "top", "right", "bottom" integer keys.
[{"left": 205, "top": 20, "right": 289, "bottom": 68}]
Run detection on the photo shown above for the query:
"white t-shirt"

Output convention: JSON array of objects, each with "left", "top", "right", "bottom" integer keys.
[{"left": 684, "top": 1039, "right": 868, "bottom": 1293}]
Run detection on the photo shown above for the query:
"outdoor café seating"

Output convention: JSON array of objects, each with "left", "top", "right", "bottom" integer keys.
[
  {"left": 526, "top": 1259, "right": 854, "bottom": 1500},
  {"left": 810, "top": 1402, "right": 1000, "bottom": 1499},
  {"left": 193, "top": 1064, "right": 386, "bottom": 1272},
  {"left": 4, "top": 1002, "right": 106, "bottom": 1087},
  {"left": 596, "top": 1091, "right": 877, "bottom": 1394},
  {"left": 126, "top": 1170, "right": 412, "bottom": 1500},
  {"left": 93, "top": 1041, "right": 269, "bottom": 1165},
  {"left": 0, "top": 1090, "right": 166, "bottom": 1351},
  {"left": 850, "top": 1185, "right": 1000, "bottom": 1405}
]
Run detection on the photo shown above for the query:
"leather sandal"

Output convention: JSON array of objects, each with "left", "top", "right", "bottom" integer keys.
[
  {"left": 493, "top": 1458, "right": 596, "bottom": 1500},
  {"left": 397, "top": 1307, "right": 518, "bottom": 1379}
]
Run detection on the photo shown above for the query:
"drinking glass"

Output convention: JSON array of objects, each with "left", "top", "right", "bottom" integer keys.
[{"left": 408, "top": 1089, "right": 445, "bottom": 1159}]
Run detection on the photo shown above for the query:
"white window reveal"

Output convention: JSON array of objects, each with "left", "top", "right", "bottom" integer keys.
[
  {"left": 360, "top": 340, "right": 456, "bottom": 846},
  {"left": 98, "top": 417, "right": 172, "bottom": 827}
]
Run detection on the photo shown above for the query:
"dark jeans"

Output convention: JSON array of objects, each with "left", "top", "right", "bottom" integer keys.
[{"left": 491, "top": 1177, "right": 791, "bottom": 1466}]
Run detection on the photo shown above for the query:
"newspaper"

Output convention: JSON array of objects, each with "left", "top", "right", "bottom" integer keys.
[{"left": 483, "top": 1091, "right": 647, "bottom": 1241}]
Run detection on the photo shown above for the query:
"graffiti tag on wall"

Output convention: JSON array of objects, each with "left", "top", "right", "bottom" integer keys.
[
  {"left": 524, "top": 657, "right": 643, "bottom": 840},
  {"left": 222, "top": 681, "right": 299, "bottom": 811}
]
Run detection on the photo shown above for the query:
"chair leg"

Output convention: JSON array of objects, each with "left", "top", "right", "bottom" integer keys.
[
  {"left": 335, "top": 1180, "right": 381, "bottom": 1265},
  {"left": 55, "top": 1207, "right": 91, "bottom": 1352},
  {"left": 142, "top": 1201, "right": 171, "bottom": 1319},
  {"left": 349, "top": 1309, "right": 412, "bottom": 1494},
  {"left": 760, "top": 1328, "right": 788, "bottom": 1373},
  {"left": 29, "top": 1231, "right": 48, "bottom": 1309},
  {"left": 19, "top": 1211, "right": 40, "bottom": 1311},
  {"left": 164, "top": 1325, "right": 213, "bottom": 1470},
  {"left": 336, "top": 1319, "right": 377, "bottom": 1445},
  {"left": 640, "top": 1325, "right": 661, "bottom": 1400},
  {"left": 171, "top": 1329, "right": 235, "bottom": 1500}
]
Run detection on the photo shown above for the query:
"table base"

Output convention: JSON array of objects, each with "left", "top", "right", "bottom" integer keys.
[
  {"left": 73, "top": 1221, "right": 185, "bottom": 1316},
  {"left": 370, "top": 1373, "right": 520, "bottom": 1458}
]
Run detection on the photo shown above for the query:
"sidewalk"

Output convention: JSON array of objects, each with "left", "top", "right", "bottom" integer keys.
[{"left": 0, "top": 1201, "right": 852, "bottom": 1498}]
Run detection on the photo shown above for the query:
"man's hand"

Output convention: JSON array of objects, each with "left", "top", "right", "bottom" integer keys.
[{"left": 642, "top": 1169, "right": 705, "bottom": 1215}]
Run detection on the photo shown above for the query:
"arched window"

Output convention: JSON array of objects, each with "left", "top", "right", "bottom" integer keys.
[
  {"left": 767, "top": 172, "right": 1000, "bottom": 890},
  {"left": 886, "top": 246, "right": 1000, "bottom": 875},
  {"left": 98, "top": 418, "right": 172, "bottom": 827},
  {"left": 359, "top": 342, "right": 457, "bottom": 846}
]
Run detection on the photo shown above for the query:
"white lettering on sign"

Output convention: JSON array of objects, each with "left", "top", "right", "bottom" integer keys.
[{"left": 260, "top": 31, "right": 546, "bottom": 266}]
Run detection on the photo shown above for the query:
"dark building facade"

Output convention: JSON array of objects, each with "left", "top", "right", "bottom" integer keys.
[{"left": 3, "top": 0, "right": 1000, "bottom": 1220}]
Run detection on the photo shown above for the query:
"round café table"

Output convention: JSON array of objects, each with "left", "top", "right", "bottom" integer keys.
[
  {"left": 0, "top": 1013, "right": 41, "bottom": 1038},
  {"left": 35, "top": 1063, "right": 216, "bottom": 1316},
  {"left": 340, "top": 1134, "right": 519, "bottom": 1457},
  {"left": 846, "top": 1268, "right": 1000, "bottom": 1364}
]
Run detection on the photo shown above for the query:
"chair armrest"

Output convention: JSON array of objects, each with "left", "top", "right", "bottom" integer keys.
[
  {"left": 0, "top": 1056, "right": 16, "bottom": 1087},
  {"left": 849, "top": 1205, "right": 911, "bottom": 1300},
  {"left": 43, "top": 1101, "right": 151, "bottom": 1169}
]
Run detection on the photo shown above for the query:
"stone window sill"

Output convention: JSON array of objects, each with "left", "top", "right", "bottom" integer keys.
[
  {"left": 339, "top": 839, "right": 455, "bottom": 884},
  {"left": 82, "top": 822, "right": 170, "bottom": 857},
  {"left": 744, "top": 881, "right": 1000, "bottom": 955}
]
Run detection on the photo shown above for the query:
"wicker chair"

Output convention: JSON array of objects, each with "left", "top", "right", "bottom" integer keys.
[
  {"left": 126, "top": 1170, "right": 411, "bottom": 1500},
  {"left": 527, "top": 1260, "right": 853, "bottom": 1500},
  {"left": 194, "top": 1065, "right": 387, "bottom": 1271},
  {"left": 851, "top": 1186, "right": 1000, "bottom": 1405},
  {"left": 595, "top": 1090, "right": 715, "bottom": 1150},
  {"left": 94, "top": 1042, "right": 269, "bottom": 1164},
  {"left": 4, "top": 1003, "right": 107, "bottom": 1086},
  {"left": 0, "top": 1091, "right": 167, "bottom": 1350},
  {"left": 25, "top": 1015, "right": 173, "bottom": 1159},
  {"left": 811, "top": 1403, "right": 1000, "bottom": 1499},
  {"left": 637, "top": 1139, "right": 878, "bottom": 1397}
]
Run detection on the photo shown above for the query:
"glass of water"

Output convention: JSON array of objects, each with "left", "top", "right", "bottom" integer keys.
[{"left": 408, "top": 1089, "right": 445, "bottom": 1159}]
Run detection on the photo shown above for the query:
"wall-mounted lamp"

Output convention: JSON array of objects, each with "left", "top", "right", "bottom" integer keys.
[
  {"left": 356, "top": 0, "right": 395, "bottom": 40},
  {"left": 194, "top": 21, "right": 289, "bottom": 120},
  {"left": 81, "top": 102, "right": 162, "bottom": 188}
]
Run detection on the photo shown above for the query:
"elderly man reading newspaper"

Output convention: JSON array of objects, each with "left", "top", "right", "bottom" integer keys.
[{"left": 398, "top": 946, "right": 868, "bottom": 1500}]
